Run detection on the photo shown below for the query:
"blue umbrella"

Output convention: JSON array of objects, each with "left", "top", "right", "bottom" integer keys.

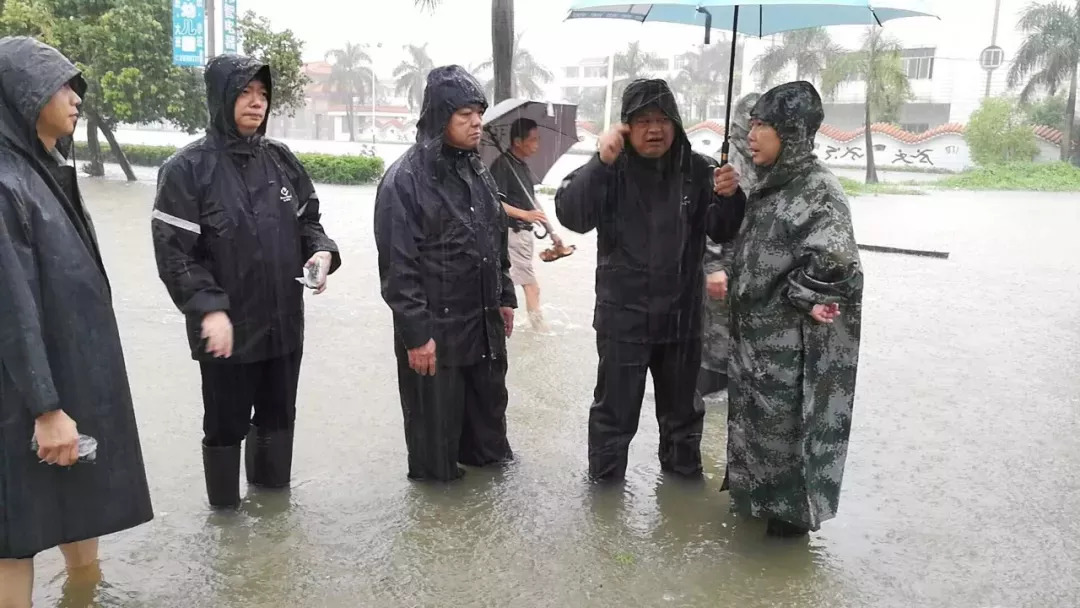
[{"left": 566, "top": 0, "right": 938, "bottom": 162}]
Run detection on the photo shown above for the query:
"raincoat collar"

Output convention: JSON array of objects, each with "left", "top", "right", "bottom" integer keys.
[
  {"left": 204, "top": 54, "right": 272, "bottom": 154},
  {"left": 749, "top": 81, "right": 824, "bottom": 193},
  {"left": 0, "top": 36, "right": 87, "bottom": 161}
]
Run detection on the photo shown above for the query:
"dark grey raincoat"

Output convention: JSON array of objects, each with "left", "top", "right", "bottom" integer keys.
[
  {"left": 374, "top": 66, "right": 516, "bottom": 481},
  {"left": 0, "top": 37, "right": 152, "bottom": 558}
]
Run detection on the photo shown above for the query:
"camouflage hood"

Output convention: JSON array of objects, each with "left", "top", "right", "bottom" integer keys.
[
  {"left": 750, "top": 81, "right": 824, "bottom": 192},
  {"left": 729, "top": 92, "right": 761, "bottom": 189}
]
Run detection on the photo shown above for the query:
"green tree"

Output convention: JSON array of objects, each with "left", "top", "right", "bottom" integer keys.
[
  {"left": 237, "top": 10, "right": 310, "bottom": 117},
  {"left": 475, "top": 32, "right": 552, "bottom": 100},
  {"left": 415, "top": 0, "right": 515, "bottom": 103},
  {"left": 965, "top": 97, "right": 1039, "bottom": 165},
  {"left": 821, "top": 28, "right": 912, "bottom": 184},
  {"left": 0, "top": 0, "right": 56, "bottom": 40},
  {"left": 1024, "top": 92, "right": 1069, "bottom": 131},
  {"left": 753, "top": 27, "right": 841, "bottom": 88},
  {"left": 673, "top": 42, "right": 734, "bottom": 123},
  {"left": 394, "top": 43, "right": 434, "bottom": 112},
  {"left": 325, "top": 42, "right": 374, "bottom": 142},
  {"left": 1007, "top": 1, "right": 1080, "bottom": 162}
]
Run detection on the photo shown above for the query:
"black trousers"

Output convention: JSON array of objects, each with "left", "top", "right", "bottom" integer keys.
[
  {"left": 589, "top": 338, "right": 704, "bottom": 480},
  {"left": 394, "top": 348, "right": 513, "bottom": 481},
  {"left": 200, "top": 350, "right": 304, "bottom": 447}
]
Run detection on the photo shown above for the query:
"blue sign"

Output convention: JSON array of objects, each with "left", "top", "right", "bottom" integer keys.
[
  {"left": 222, "top": 0, "right": 238, "bottom": 54},
  {"left": 172, "top": 0, "right": 205, "bottom": 68}
]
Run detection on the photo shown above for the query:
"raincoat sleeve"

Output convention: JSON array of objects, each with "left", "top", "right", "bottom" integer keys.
[
  {"left": 555, "top": 154, "right": 613, "bottom": 233},
  {"left": 0, "top": 184, "right": 60, "bottom": 417},
  {"left": 373, "top": 171, "right": 432, "bottom": 350},
  {"left": 278, "top": 147, "right": 342, "bottom": 274},
  {"left": 705, "top": 187, "right": 747, "bottom": 244},
  {"left": 785, "top": 195, "right": 862, "bottom": 313},
  {"left": 703, "top": 237, "right": 734, "bottom": 276},
  {"left": 151, "top": 159, "right": 230, "bottom": 316},
  {"left": 499, "top": 219, "right": 516, "bottom": 309}
]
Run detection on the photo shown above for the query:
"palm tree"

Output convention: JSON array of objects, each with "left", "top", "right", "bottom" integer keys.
[
  {"left": 752, "top": 27, "right": 842, "bottom": 88},
  {"left": 1007, "top": 1, "right": 1080, "bottom": 161},
  {"left": 821, "top": 28, "right": 912, "bottom": 184},
  {"left": 615, "top": 41, "right": 665, "bottom": 83},
  {"left": 475, "top": 33, "right": 553, "bottom": 99},
  {"left": 415, "top": 0, "right": 516, "bottom": 104},
  {"left": 673, "top": 43, "right": 732, "bottom": 123},
  {"left": 325, "top": 43, "right": 374, "bottom": 142},
  {"left": 394, "top": 43, "right": 435, "bottom": 112}
]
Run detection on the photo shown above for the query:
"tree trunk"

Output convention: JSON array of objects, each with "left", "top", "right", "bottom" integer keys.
[
  {"left": 1063, "top": 63, "right": 1077, "bottom": 162},
  {"left": 491, "top": 0, "right": 514, "bottom": 103},
  {"left": 84, "top": 116, "right": 105, "bottom": 177},
  {"left": 864, "top": 95, "right": 878, "bottom": 184},
  {"left": 346, "top": 98, "right": 355, "bottom": 142},
  {"left": 93, "top": 112, "right": 137, "bottom": 182}
]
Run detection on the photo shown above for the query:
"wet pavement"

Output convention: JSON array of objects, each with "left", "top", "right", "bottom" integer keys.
[{"left": 31, "top": 176, "right": 1080, "bottom": 607}]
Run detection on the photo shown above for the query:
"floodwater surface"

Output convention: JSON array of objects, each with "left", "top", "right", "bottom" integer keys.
[{"left": 30, "top": 176, "right": 1080, "bottom": 607}]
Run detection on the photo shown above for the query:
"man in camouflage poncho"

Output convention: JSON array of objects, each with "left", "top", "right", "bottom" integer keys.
[
  {"left": 699, "top": 92, "right": 760, "bottom": 397},
  {"left": 724, "top": 81, "right": 863, "bottom": 537}
]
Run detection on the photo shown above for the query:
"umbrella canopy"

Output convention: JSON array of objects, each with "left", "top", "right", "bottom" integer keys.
[
  {"left": 567, "top": 0, "right": 937, "bottom": 38},
  {"left": 480, "top": 98, "right": 579, "bottom": 184},
  {"left": 565, "top": 0, "right": 937, "bottom": 162}
]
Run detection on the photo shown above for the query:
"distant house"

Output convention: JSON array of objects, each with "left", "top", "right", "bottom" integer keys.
[{"left": 267, "top": 61, "right": 413, "bottom": 142}]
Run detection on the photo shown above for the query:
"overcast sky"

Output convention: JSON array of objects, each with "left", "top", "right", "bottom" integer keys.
[{"left": 244, "top": 0, "right": 1031, "bottom": 75}]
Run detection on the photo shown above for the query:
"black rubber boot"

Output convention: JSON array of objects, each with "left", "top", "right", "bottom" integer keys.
[
  {"left": 202, "top": 441, "right": 241, "bottom": 509},
  {"left": 766, "top": 518, "right": 810, "bottom": 538},
  {"left": 245, "top": 426, "right": 294, "bottom": 488}
]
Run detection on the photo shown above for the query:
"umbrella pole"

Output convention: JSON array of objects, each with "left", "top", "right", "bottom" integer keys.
[{"left": 720, "top": 6, "right": 740, "bottom": 165}]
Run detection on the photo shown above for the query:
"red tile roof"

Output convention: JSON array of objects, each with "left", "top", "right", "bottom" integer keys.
[{"left": 685, "top": 121, "right": 1065, "bottom": 145}]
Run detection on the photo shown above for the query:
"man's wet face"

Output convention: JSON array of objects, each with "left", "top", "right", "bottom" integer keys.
[
  {"left": 445, "top": 104, "right": 484, "bottom": 149},
  {"left": 748, "top": 118, "right": 782, "bottom": 167},
  {"left": 37, "top": 82, "right": 81, "bottom": 141},
  {"left": 628, "top": 107, "right": 674, "bottom": 159},
  {"left": 513, "top": 128, "right": 540, "bottom": 158},
  {"left": 234, "top": 79, "right": 268, "bottom": 137}
]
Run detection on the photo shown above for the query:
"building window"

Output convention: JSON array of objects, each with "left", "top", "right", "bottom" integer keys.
[
  {"left": 656, "top": 58, "right": 671, "bottom": 72},
  {"left": 563, "top": 66, "right": 580, "bottom": 78},
  {"left": 980, "top": 47, "right": 1004, "bottom": 70},
  {"left": 584, "top": 65, "right": 606, "bottom": 78},
  {"left": 675, "top": 55, "right": 689, "bottom": 70},
  {"left": 901, "top": 48, "right": 935, "bottom": 80},
  {"left": 562, "top": 87, "right": 581, "bottom": 99}
]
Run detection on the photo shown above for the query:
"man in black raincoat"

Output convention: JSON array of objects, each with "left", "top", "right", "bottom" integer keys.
[
  {"left": 152, "top": 55, "right": 340, "bottom": 508},
  {"left": 0, "top": 37, "right": 153, "bottom": 603},
  {"left": 374, "top": 65, "right": 516, "bottom": 482},
  {"left": 555, "top": 79, "right": 746, "bottom": 480}
]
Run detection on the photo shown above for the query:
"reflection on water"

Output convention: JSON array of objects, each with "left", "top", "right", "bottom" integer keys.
[{"left": 30, "top": 180, "right": 1080, "bottom": 607}]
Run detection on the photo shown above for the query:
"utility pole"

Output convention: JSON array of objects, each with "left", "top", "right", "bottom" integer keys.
[
  {"left": 206, "top": 0, "right": 217, "bottom": 59},
  {"left": 985, "top": 0, "right": 1002, "bottom": 98},
  {"left": 372, "top": 42, "right": 382, "bottom": 145},
  {"left": 603, "top": 52, "right": 615, "bottom": 131}
]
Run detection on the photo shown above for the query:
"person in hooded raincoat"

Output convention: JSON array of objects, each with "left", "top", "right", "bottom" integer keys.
[
  {"left": 699, "top": 92, "right": 761, "bottom": 398},
  {"left": 555, "top": 79, "right": 746, "bottom": 481},
  {"left": 152, "top": 54, "right": 340, "bottom": 509},
  {"left": 0, "top": 37, "right": 153, "bottom": 602},
  {"left": 723, "top": 81, "right": 863, "bottom": 537},
  {"left": 374, "top": 65, "right": 517, "bottom": 482}
]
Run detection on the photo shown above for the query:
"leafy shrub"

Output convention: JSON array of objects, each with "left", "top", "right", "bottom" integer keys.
[
  {"left": 73, "top": 143, "right": 385, "bottom": 184},
  {"left": 937, "top": 162, "right": 1080, "bottom": 191},
  {"left": 965, "top": 97, "right": 1039, "bottom": 166}
]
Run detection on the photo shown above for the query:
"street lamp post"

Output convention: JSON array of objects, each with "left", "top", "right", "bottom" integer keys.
[{"left": 371, "top": 42, "right": 382, "bottom": 146}]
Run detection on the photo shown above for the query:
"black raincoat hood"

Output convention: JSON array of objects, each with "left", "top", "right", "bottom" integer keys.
[
  {"left": 619, "top": 78, "right": 691, "bottom": 162},
  {"left": 750, "top": 81, "right": 824, "bottom": 191},
  {"left": 0, "top": 36, "right": 86, "bottom": 157},
  {"left": 416, "top": 65, "right": 487, "bottom": 144},
  {"left": 204, "top": 53, "right": 272, "bottom": 142}
]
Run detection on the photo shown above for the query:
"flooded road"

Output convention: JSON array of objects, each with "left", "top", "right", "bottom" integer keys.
[{"left": 32, "top": 177, "right": 1080, "bottom": 607}]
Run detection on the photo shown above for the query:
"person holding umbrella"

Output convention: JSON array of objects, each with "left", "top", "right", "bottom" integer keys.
[
  {"left": 724, "top": 81, "right": 863, "bottom": 537},
  {"left": 488, "top": 117, "right": 569, "bottom": 331},
  {"left": 0, "top": 37, "right": 153, "bottom": 604},
  {"left": 555, "top": 79, "right": 746, "bottom": 481},
  {"left": 374, "top": 65, "right": 516, "bottom": 482}
]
